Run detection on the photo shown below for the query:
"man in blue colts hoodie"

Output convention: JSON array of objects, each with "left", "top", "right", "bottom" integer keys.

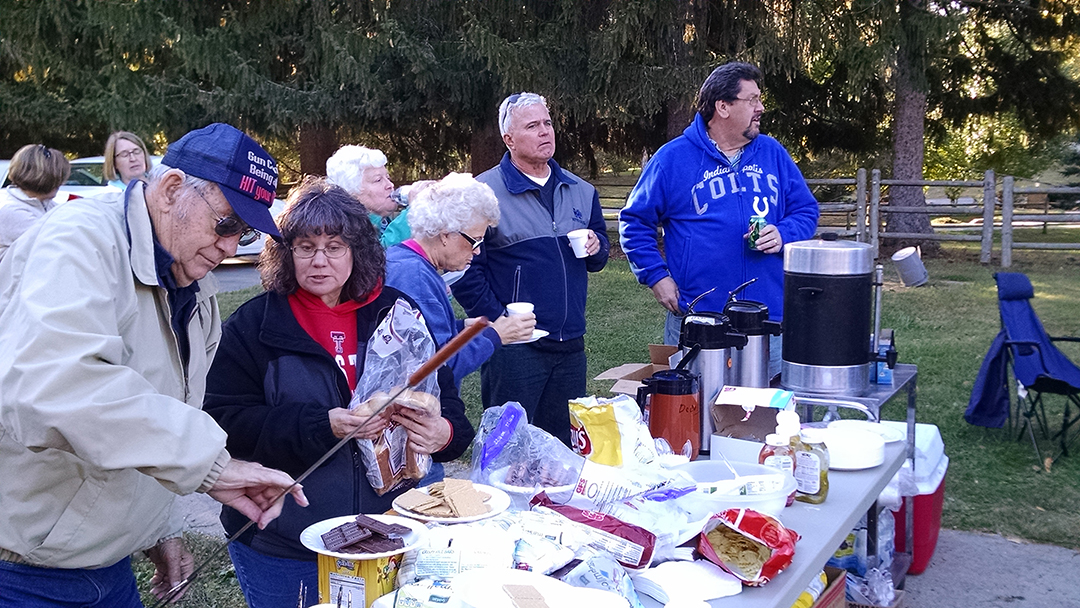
[
  {"left": 620, "top": 62, "right": 819, "bottom": 376},
  {"left": 452, "top": 92, "right": 610, "bottom": 446}
]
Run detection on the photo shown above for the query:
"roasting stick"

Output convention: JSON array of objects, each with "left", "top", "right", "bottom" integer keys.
[{"left": 151, "top": 318, "right": 491, "bottom": 607}]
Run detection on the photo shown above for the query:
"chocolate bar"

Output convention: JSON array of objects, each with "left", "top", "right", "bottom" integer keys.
[
  {"left": 321, "top": 521, "right": 373, "bottom": 552},
  {"left": 348, "top": 535, "right": 405, "bottom": 554},
  {"left": 354, "top": 514, "right": 410, "bottom": 539}
]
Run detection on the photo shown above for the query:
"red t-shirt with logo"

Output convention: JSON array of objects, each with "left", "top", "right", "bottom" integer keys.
[{"left": 289, "top": 288, "right": 366, "bottom": 390}]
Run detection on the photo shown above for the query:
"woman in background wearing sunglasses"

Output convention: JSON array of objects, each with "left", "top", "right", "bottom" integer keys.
[{"left": 203, "top": 177, "right": 472, "bottom": 608}]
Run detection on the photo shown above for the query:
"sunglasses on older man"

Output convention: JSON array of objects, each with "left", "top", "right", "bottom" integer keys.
[{"left": 193, "top": 187, "right": 261, "bottom": 246}]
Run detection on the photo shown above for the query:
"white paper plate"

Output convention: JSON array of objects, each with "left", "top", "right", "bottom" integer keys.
[
  {"left": 299, "top": 514, "right": 426, "bottom": 560},
  {"left": 509, "top": 329, "right": 548, "bottom": 344},
  {"left": 828, "top": 419, "right": 906, "bottom": 443},
  {"left": 392, "top": 483, "right": 511, "bottom": 523}
]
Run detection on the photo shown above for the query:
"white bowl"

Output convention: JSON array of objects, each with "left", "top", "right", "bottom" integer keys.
[{"left": 824, "top": 427, "right": 885, "bottom": 470}]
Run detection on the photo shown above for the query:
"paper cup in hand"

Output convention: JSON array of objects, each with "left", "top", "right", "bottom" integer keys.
[
  {"left": 506, "top": 302, "right": 534, "bottom": 317},
  {"left": 567, "top": 229, "right": 590, "bottom": 258}
]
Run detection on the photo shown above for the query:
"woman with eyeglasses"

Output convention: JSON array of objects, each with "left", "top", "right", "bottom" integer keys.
[
  {"left": 385, "top": 173, "right": 535, "bottom": 387},
  {"left": 0, "top": 144, "right": 70, "bottom": 262},
  {"left": 203, "top": 177, "right": 473, "bottom": 608},
  {"left": 103, "top": 131, "right": 153, "bottom": 189}
]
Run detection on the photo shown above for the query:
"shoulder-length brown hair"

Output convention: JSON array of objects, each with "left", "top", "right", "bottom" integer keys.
[
  {"left": 103, "top": 131, "right": 153, "bottom": 181},
  {"left": 259, "top": 176, "right": 385, "bottom": 301}
]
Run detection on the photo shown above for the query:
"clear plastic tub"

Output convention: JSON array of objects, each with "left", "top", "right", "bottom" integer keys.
[{"left": 673, "top": 461, "right": 797, "bottom": 518}]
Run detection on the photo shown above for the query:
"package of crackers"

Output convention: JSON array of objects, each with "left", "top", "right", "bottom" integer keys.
[{"left": 354, "top": 388, "right": 441, "bottom": 496}]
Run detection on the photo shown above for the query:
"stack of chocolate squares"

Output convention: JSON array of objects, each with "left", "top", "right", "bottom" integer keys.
[{"left": 320, "top": 515, "right": 411, "bottom": 554}]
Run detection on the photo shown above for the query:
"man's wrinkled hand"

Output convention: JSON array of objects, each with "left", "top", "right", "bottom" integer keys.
[
  {"left": 207, "top": 460, "right": 308, "bottom": 530},
  {"left": 145, "top": 537, "right": 193, "bottom": 603}
]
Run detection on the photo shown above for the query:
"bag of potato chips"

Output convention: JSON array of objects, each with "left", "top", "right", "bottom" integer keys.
[
  {"left": 568, "top": 395, "right": 658, "bottom": 468},
  {"left": 697, "top": 508, "right": 799, "bottom": 586}
]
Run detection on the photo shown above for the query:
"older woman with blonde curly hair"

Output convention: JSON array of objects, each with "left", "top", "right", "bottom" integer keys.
[{"left": 385, "top": 172, "right": 535, "bottom": 387}]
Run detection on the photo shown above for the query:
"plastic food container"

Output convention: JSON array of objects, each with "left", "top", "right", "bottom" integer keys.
[
  {"left": 673, "top": 461, "right": 796, "bottom": 518},
  {"left": 486, "top": 466, "right": 577, "bottom": 511}
]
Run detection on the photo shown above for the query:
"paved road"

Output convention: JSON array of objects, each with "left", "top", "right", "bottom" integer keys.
[{"left": 212, "top": 261, "right": 261, "bottom": 292}]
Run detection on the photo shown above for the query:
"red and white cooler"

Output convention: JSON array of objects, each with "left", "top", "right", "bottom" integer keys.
[{"left": 882, "top": 422, "right": 947, "bottom": 575}]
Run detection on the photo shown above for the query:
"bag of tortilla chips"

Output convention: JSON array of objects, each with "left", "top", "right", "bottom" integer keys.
[{"left": 697, "top": 508, "right": 799, "bottom": 586}]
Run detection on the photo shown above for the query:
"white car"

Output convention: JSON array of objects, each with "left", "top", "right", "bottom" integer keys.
[{"left": 230, "top": 198, "right": 287, "bottom": 260}]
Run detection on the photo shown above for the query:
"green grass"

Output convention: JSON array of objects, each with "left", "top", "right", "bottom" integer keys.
[{"left": 167, "top": 242, "right": 1079, "bottom": 604}]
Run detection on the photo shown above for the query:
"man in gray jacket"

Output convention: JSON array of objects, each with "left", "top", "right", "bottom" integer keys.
[{"left": 0, "top": 123, "right": 308, "bottom": 606}]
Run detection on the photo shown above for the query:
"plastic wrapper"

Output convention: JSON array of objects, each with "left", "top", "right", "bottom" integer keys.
[
  {"left": 393, "top": 579, "right": 454, "bottom": 608},
  {"left": 826, "top": 507, "right": 895, "bottom": 576},
  {"left": 470, "top": 402, "right": 582, "bottom": 508},
  {"left": 513, "top": 535, "right": 575, "bottom": 574},
  {"left": 530, "top": 492, "right": 657, "bottom": 570},
  {"left": 349, "top": 298, "right": 441, "bottom": 495},
  {"left": 697, "top": 508, "right": 800, "bottom": 586},
  {"left": 568, "top": 395, "right": 659, "bottom": 468},
  {"left": 558, "top": 549, "right": 646, "bottom": 608},
  {"left": 396, "top": 521, "right": 515, "bottom": 586}
]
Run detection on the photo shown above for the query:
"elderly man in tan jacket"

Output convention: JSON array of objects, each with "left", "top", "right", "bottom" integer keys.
[{"left": 0, "top": 124, "right": 308, "bottom": 606}]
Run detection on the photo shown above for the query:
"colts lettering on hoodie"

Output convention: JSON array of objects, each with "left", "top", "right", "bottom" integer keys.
[{"left": 693, "top": 164, "right": 779, "bottom": 217}]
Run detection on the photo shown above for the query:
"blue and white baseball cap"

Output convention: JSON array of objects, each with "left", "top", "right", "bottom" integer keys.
[{"left": 163, "top": 123, "right": 281, "bottom": 238}]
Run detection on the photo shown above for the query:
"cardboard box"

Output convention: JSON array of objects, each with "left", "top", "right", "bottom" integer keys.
[
  {"left": 710, "top": 386, "right": 795, "bottom": 443},
  {"left": 813, "top": 566, "right": 847, "bottom": 608},
  {"left": 594, "top": 344, "right": 679, "bottom": 396}
]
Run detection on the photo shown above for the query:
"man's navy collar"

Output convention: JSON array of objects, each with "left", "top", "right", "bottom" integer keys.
[{"left": 498, "top": 152, "right": 577, "bottom": 195}]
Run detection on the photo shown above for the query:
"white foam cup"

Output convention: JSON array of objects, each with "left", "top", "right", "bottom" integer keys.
[
  {"left": 567, "top": 229, "right": 590, "bottom": 258},
  {"left": 506, "top": 302, "right": 534, "bottom": 316}
]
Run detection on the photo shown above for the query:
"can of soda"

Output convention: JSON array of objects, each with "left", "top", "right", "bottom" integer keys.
[{"left": 748, "top": 216, "right": 767, "bottom": 250}]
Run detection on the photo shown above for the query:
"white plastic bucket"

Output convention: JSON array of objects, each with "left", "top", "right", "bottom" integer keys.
[{"left": 891, "top": 246, "right": 928, "bottom": 287}]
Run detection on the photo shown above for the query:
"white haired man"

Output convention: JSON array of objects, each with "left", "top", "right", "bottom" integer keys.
[
  {"left": 0, "top": 123, "right": 308, "bottom": 606},
  {"left": 451, "top": 93, "right": 610, "bottom": 446}
]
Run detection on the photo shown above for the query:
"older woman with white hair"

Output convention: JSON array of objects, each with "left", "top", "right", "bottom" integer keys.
[
  {"left": 326, "top": 144, "right": 412, "bottom": 247},
  {"left": 385, "top": 172, "right": 535, "bottom": 387}
]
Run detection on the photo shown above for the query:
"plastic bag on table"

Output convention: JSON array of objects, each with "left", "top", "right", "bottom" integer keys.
[
  {"left": 349, "top": 298, "right": 441, "bottom": 495},
  {"left": 568, "top": 395, "right": 660, "bottom": 468},
  {"left": 470, "top": 401, "right": 670, "bottom": 512},
  {"left": 469, "top": 401, "right": 583, "bottom": 508}
]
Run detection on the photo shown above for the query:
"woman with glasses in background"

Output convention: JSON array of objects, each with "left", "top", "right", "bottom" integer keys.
[
  {"left": 103, "top": 131, "right": 153, "bottom": 189},
  {"left": 385, "top": 172, "right": 535, "bottom": 388},
  {"left": 203, "top": 177, "right": 473, "bottom": 608},
  {"left": 0, "top": 144, "right": 70, "bottom": 262}
]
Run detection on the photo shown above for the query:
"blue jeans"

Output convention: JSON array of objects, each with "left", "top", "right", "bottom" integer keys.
[
  {"left": 228, "top": 541, "right": 318, "bottom": 608},
  {"left": 480, "top": 344, "right": 586, "bottom": 446},
  {"left": 0, "top": 557, "right": 142, "bottom": 608}
]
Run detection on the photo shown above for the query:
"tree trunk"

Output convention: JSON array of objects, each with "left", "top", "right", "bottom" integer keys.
[
  {"left": 666, "top": 97, "right": 694, "bottom": 141},
  {"left": 298, "top": 123, "right": 337, "bottom": 177},
  {"left": 886, "top": 0, "right": 938, "bottom": 253},
  {"left": 469, "top": 117, "right": 504, "bottom": 175}
]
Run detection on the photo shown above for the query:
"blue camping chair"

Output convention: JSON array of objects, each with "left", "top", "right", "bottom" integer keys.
[{"left": 966, "top": 272, "right": 1080, "bottom": 464}]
